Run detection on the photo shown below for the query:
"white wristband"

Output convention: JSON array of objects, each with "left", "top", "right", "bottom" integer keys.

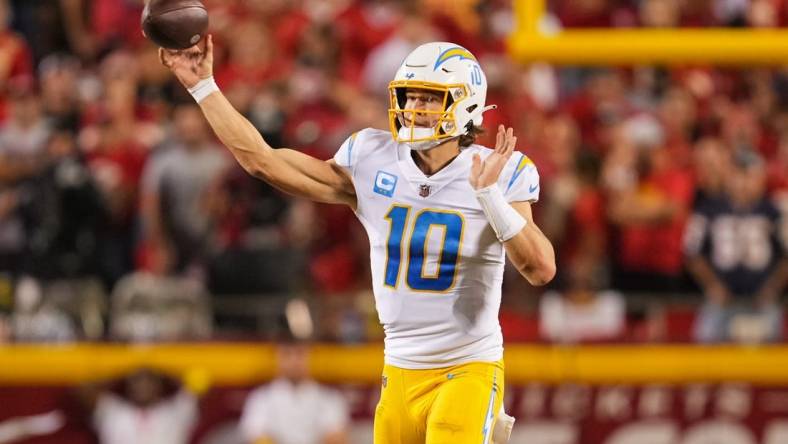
[
  {"left": 187, "top": 76, "right": 219, "bottom": 103},
  {"left": 475, "top": 183, "right": 527, "bottom": 242}
]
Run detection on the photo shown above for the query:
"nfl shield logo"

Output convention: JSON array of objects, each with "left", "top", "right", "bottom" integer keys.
[{"left": 419, "top": 184, "right": 431, "bottom": 197}]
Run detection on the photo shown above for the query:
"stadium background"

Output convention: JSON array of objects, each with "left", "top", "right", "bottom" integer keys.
[{"left": 0, "top": 0, "right": 786, "bottom": 443}]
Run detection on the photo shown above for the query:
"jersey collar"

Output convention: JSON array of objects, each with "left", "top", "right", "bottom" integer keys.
[{"left": 396, "top": 143, "right": 474, "bottom": 199}]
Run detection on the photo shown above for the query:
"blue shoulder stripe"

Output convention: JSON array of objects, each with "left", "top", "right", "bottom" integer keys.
[
  {"left": 347, "top": 132, "right": 359, "bottom": 165},
  {"left": 506, "top": 153, "right": 533, "bottom": 193}
]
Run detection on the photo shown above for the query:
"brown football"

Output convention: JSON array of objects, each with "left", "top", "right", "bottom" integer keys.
[{"left": 141, "top": 0, "right": 209, "bottom": 50}]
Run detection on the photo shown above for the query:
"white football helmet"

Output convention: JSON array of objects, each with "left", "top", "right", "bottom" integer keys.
[{"left": 388, "top": 42, "right": 492, "bottom": 151}]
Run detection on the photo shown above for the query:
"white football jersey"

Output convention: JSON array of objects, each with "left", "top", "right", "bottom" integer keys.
[{"left": 334, "top": 128, "right": 540, "bottom": 369}]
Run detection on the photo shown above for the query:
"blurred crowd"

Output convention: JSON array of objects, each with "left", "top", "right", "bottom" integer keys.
[
  {"left": 0, "top": 0, "right": 784, "bottom": 345},
  {"left": 551, "top": 0, "right": 788, "bottom": 27}
]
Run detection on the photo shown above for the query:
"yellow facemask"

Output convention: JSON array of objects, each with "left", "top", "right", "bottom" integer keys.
[{"left": 388, "top": 80, "right": 471, "bottom": 147}]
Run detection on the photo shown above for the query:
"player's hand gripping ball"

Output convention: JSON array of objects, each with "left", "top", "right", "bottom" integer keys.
[{"left": 142, "top": 0, "right": 209, "bottom": 50}]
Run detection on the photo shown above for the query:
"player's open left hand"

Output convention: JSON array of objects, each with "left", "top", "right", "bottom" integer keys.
[
  {"left": 159, "top": 34, "right": 214, "bottom": 89},
  {"left": 470, "top": 125, "right": 517, "bottom": 190}
]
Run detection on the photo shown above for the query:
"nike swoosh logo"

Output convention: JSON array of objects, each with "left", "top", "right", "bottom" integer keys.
[{"left": 529, "top": 184, "right": 539, "bottom": 193}]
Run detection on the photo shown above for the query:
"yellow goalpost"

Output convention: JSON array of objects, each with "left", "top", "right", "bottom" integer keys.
[{"left": 509, "top": 0, "right": 788, "bottom": 65}]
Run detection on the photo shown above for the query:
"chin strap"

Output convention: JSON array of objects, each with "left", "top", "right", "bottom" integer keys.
[
  {"left": 402, "top": 103, "right": 499, "bottom": 151},
  {"left": 406, "top": 134, "right": 465, "bottom": 152}
]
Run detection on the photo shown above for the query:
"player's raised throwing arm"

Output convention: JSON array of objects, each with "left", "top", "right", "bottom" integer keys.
[
  {"left": 159, "top": 35, "right": 356, "bottom": 208},
  {"left": 471, "top": 126, "right": 556, "bottom": 286}
]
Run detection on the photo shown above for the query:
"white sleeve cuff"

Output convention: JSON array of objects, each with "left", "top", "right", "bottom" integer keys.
[
  {"left": 187, "top": 76, "right": 219, "bottom": 103},
  {"left": 475, "top": 183, "right": 527, "bottom": 242}
]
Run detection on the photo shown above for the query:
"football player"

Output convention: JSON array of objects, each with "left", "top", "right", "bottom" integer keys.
[{"left": 161, "top": 36, "right": 555, "bottom": 444}]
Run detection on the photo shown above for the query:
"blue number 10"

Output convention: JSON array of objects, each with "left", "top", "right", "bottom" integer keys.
[
  {"left": 471, "top": 64, "right": 482, "bottom": 86},
  {"left": 384, "top": 205, "right": 464, "bottom": 292}
]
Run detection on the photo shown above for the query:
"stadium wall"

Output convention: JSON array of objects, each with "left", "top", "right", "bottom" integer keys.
[
  {"left": 1, "top": 344, "right": 788, "bottom": 385},
  {"left": 3, "top": 345, "right": 788, "bottom": 444}
]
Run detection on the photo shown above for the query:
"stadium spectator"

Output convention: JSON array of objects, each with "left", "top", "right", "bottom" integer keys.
[
  {"left": 0, "top": 0, "right": 782, "bottom": 342},
  {"left": 0, "top": 409, "right": 65, "bottom": 443},
  {"left": 768, "top": 133, "right": 788, "bottom": 195},
  {"left": 748, "top": 0, "right": 782, "bottom": 27},
  {"left": 136, "top": 45, "right": 178, "bottom": 121},
  {"left": 109, "top": 271, "right": 212, "bottom": 342},
  {"left": 0, "top": 77, "right": 49, "bottom": 163},
  {"left": 361, "top": 8, "right": 440, "bottom": 97},
  {"left": 551, "top": 0, "right": 775, "bottom": 28},
  {"left": 38, "top": 53, "right": 82, "bottom": 133},
  {"left": 714, "top": 0, "right": 751, "bottom": 25},
  {"left": 239, "top": 338, "right": 350, "bottom": 444},
  {"left": 79, "top": 51, "right": 159, "bottom": 286},
  {"left": 204, "top": 167, "right": 313, "bottom": 297},
  {"left": 657, "top": 86, "right": 697, "bottom": 165},
  {"left": 89, "top": 0, "right": 146, "bottom": 51},
  {"left": 11, "top": 277, "right": 106, "bottom": 342},
  {"left": 11, "top": 276, "right": 79, "bottom": 342},
  {"left": 562, "top": 69, "right": 632, "bottom": 154},
  {"left": 24, "top": 128, "right": 106, "bottom": 280},
  {"left": 79, "top": 368, "right": 201, "bottom": 444},
  {"left": 281, "top": 26, "right": 350, "bottom": 160},
  {"left": 694, "top": 138, "right": 732, "bottom": 198},
  {"left": 553, "top": 0, "right": 635, "bottom": 28},
  {"left": 538, "top": 115, "right": 607, "bottom": 278},
  {"left": 139, "top": 103, "right": 230, "bottom": 276},
  {"left": 9, "top": 0, "right": 96, "bottom": 63},
  {"left": 604, "top": 114, "right": 695, "bottom": 293},
  {"left": 0, "top": 0, "right": 33, "bottom": 120},
  {"left": 720, "top": 103, "right": 773, "bottom": 160},
  {"left": 539, "top": 260, "right": 626, "bottom": 343},
  {"left": 684, "top": 150, "right": 788, "bottom": 342},
  {"left": 640, "top": 0, "right": 682, "bottom": 27},
  {"left": 215, "top": 20, "right": 288, "bottom": 93},
  {"left": 0, "top": 79, "right": 50, "bottom": 273}
]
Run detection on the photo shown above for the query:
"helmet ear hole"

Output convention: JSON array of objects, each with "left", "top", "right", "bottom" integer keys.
[
  {"left": 395, "top": 88, "right": 408, "bottom": 109},
  {"left": 466, "top": 104, "right": 478, "bottom": 114},
  {"left": 445, "top": 93, "right": 454, "bottom": 110}
]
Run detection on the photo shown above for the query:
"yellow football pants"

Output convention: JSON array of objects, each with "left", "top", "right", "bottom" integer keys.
[{"left": 373, "top": 360, "right": 504, "bottom": 444}]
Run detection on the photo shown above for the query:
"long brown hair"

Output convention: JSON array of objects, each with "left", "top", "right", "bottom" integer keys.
[{"left": 459, "top": 125, "right": 485, "bottom": 147}]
